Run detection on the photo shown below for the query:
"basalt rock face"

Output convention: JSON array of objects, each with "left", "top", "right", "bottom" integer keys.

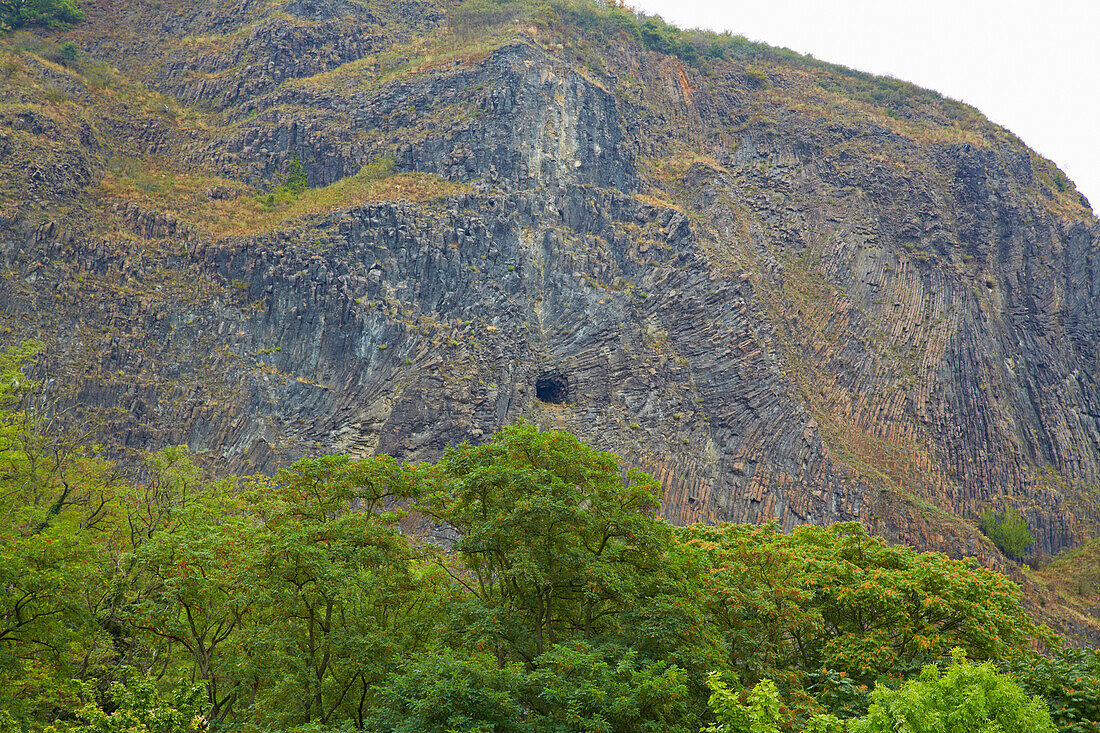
[{"left": 3, "top": 0, "right": 1100, "bottom": 568}]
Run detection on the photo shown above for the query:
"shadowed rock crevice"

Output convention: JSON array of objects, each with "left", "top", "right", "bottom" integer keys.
[{"left": 535, "top": 372, "right": 570, "bottom": 404}]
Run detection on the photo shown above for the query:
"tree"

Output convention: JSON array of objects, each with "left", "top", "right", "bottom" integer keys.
[
  {"left": 0, "top": 342, "right": 124, "bottom": 725},
  {"left": 366, "top": 651, "right": 529, "bottom": 733},
  {"left": 240, "top": 455, "right": 435, "bottom": 730},
  {"left": 981, "top": 505, "right": 1033, "bottom": 560},
  {"left": 852, "top": 650, "right": 1055, "bottom": 733},
  {"left": 679, "top": 522, "right": 1040, "bottom": 717},
  {"left": 71, "top": 669, "right": 207, "bottom": 733},
  {"left": 704, "top": 674, "right": 841, "bottom": 733},
  {"left": 421, "top": 422, "right": 672, "bottom": 666},
  {"left": 280, "top": 155, "right": 309, "bottom": 195},
  {"left": 525, "top": 642, "right": 694, "bottom": 733},
  {"left": 0, "top": 0, "right": 83, "bottom": 30},
  {"left": 368, "top": 643, "right": 694, "bottom": 733},
  {"left": 1001, "top": 646, "right": 1100, "bottom": 733},
  {"left": 122, "top": 474, "right": 258, "bottom": 726}
]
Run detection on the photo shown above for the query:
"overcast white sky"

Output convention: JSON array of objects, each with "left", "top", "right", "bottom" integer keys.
[{"left": 629, "top": 0, "right": 1100, "bottom": 213}]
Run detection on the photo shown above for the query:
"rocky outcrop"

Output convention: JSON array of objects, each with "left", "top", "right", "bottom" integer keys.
[{"left": 3, "top": 0, "right": 1100, "bottom": 566}]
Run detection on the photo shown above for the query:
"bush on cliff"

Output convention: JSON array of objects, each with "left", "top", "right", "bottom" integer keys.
[
  {"left": 981, "top": 504, "right": 1033, "bottom": 560},
  {"left": 0, "top": 0, "right": 83, "bottom": 30}
]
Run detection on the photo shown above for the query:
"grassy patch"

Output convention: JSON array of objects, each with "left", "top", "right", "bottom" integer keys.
[
  {"left": 1038, "top": 537, "right": 1100, "bottom": 606},
  {"left": 98, "top": 159, "right": 471, "bottom": 238}
]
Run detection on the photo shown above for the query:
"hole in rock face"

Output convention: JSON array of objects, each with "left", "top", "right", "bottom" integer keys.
[{"left": 535, "top": 373, "right": 570, "bottom": 404}]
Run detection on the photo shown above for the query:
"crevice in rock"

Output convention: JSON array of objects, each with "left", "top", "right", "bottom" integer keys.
[{"left": 535, "top": 372, "right": 570, "bottom": 404}]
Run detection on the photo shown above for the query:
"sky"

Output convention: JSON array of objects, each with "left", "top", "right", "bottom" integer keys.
[{"left": 628, "top": 0, "right": 1100, "bottom": 213}]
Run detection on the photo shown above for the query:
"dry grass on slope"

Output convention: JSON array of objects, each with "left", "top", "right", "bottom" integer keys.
[{"left": 96, "top": 158, "right": 471, "bottom": 238}]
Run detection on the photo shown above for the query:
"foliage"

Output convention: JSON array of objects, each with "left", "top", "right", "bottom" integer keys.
[
  {"left": 0, "top": 341, "right": 124, "bottom": 725},
  {"left": 1002, "top": 646, "right": 1100, "bottom": 733},
  {"left": 526, "top": 642, "right": 693, "bottom": 732},
  {"left": 366, "top": 651, "right": 529, "bottom": 733},
  {"left": 368, "top": 643, "right": 693, "bottom": 733},
  {"left": 421, "top": 421, "right": 671, "bottom": 664},
  {"left": 241, "top": 455, "right": 433, "bottom": 729},
  {"left": 279, "top": 154, "right": 309, "bottom": 196},
  {"left": 72, "top": 670, "right": 208, "bottom": 733},
  {"left": 680, "top": 521, "right": 1040, "bottom": 718},
  {"left": 852, "top": 650, "right": 1055, "bottom": 733},
  {"left": 981, "top": 505, "right": 1033, "bottom": 560},
  {"left": 704, "top": 674, "right": 842, "bottom": 733},
  {"left": 0, "top": 0, "right": 82, "bottom": 30}
]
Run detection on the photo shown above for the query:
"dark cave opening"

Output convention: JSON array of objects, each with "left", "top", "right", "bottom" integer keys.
[{"left": 535, "top": 373, "right": 569, "bottom": 404}]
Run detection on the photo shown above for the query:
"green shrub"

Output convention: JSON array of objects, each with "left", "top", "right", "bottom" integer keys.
[
  {"left": 981, "top": 505, "right": 1033, "bottom": 560},
  {"left": 705, "top": 674, "right": 842, "bottom": 733},
  {"left": 1052, "top": 169, "right": 1070, "bottom": 193},
  {"left": 359, "top": 156, "right": 395, "bottom": 180},
  {"left": 72, "top": 670, "right": 208, "bottom": 733},
  {"left": 744, "top": 67, "right": 769, "bottom": 88},
  {"left": 280, "top": 154, "right": 309, "bottom": 195},
  {"left": 853, "top": 650, "right": 1055, "bottom": 733},
  {"left": 1, "top": 0, "right": 84, "bottom": 30}
]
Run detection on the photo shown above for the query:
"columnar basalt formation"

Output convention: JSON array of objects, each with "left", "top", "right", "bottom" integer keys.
[{"left": 2, "top": 0, "right": 1098, "bottom": 575}]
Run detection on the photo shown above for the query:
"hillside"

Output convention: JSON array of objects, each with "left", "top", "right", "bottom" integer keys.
[{"left": 2, "top": 0, "right": 1100, "bottom": 627}]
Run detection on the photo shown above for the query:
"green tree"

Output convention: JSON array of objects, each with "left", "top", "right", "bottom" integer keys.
[
  {"left": 1001, "top": 646, "right": 1100, "bottom": 733},
  {"left": 72, "top": 669, "right": 207, "bottom": 733},
  {"left": 280, "top": 154, "right": 309, "bottom": 195},
  {"left": 704, "top": 674, "right": 841, "bottom": 733},
  {"left": 852, "top": 650, "right": 1055, "bottom": 733},
  {"left": 680, "top": 522, "right": 1040, "bottom": 717},
  {"left": 421, "top": 422, "right": 672, "bottom": 666},
  {"left": 0, "top": 342, "right": 125, "bottom": 725},
  {"left": 241, "top": 454, "right": 435, "bottom": 729},
  {"left": 121, "top": 472, "right": 258, "bottom": 726},
  {"left": 981, "top": 505, "right": 1033, "bottom": 560},
  {"left": 366, "top": 651, "right": 529, "bottom": 733},
  {"left": 526, "top": 642, "right": 693, "bottom": 733},
  {"left": 0, "top": 0, "right": 82, "bottom": 29}
]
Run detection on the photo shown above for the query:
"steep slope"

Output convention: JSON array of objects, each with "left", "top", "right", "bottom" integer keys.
[{"left": 2, "top": 0, "right": 1099, "bottom": 596}]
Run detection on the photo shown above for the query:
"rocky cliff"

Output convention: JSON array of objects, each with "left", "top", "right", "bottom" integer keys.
[{"left": 3, "top": 0, "right": 1099, "bottom": 595}]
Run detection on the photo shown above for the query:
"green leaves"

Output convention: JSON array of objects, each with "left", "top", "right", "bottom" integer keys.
[
  {"left": 0, "top": 0, "right": 83, "bottom": 30},
  {"left": 680, "top": 521, "right": 1039, "bottom": 720},
  {"left": 1002, "top": 646, "right": 1100, "bottom": 733},
  {"left": 981, "top": 505, "right": 1034, "bottom": 560},
  {"left": 72, "top": 670, "right": 207, "bottom": 733},
  {"left": 422, "top": 422, "right": 670, "bottom": 663},
  {"left": 852, "top": 652, "right": 1055, "bottom": 733},
  {"left": 278, "top": 155, "right": 309, "bottom": 196},
  {"left": 0, "top": 392, "right": 1062, "bottom": 733}
]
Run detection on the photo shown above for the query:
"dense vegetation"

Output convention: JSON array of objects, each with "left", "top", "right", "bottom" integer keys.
[
  {"left": 0, "top": 342, "right": 1094, "bottom": 732},
  {"left": 0, "top": 0, "right": 82, "bottom": 30}
]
